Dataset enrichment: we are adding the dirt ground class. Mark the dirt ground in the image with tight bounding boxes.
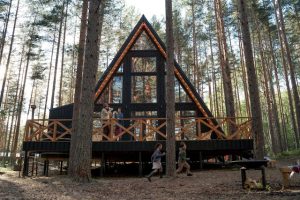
[0,158,300,200]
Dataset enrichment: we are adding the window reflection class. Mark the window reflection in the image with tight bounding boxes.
[112,76,122,103]
[97,76,123,104]
[131,32,156,50]
[132,57,156,72]
[132,76,157,103]
[174,78,192,103]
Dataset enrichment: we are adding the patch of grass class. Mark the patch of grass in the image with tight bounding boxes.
[274,149,300,159]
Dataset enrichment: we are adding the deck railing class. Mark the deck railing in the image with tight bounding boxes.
[24,117,252,142]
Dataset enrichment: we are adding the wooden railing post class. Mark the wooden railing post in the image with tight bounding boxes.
[109,119,113,141]
[53,121,57,142]
[139,120,143,141]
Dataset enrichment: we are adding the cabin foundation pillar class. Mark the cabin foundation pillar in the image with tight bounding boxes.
[199,151,203,170]
[139,152,143,177]
[22,151,29,177]
[100,152,105,177]
[60,161,63,175]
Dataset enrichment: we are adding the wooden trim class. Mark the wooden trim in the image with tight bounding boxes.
[24,117,252,142]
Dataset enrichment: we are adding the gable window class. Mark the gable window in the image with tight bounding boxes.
[131,76,157,103]
[132,57,156,73]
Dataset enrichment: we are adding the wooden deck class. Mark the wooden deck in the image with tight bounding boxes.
[23,117,252,142]
[21,117,254,176]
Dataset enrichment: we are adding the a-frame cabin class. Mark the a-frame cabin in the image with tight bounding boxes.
[50,15,219,138]
[22,16,253,177]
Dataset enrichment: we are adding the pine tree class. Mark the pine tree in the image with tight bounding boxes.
[237,0,265,159]
[165,0,176,177]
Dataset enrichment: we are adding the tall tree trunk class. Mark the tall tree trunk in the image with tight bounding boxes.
[4,44,23,165]
[43,31,56,123]
[50,0,65,109]
[273,0,300,148]
[191,0,199,90]
[255,20,281,154]
[0,0,20,108]
[1,81,10,165]
[214,0,236,134]
[266,23,286,150]
[227,27,242,117]
[0,0,12,66]
[69,0,102,182]
[237,26,251,117]
[165,0,176,177]
[69,20,77,103]
[237,0,264,159]
[209,32,220,117]
[59,0,69,106]
[10,37,33,163]
[68,0,88,177]
[2,107,11,166]
[205,44,213,111]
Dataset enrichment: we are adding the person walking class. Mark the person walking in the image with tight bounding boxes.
[176,142,193,176]
[146,143,165,182]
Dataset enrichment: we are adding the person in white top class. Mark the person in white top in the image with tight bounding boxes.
[101,103,112,140]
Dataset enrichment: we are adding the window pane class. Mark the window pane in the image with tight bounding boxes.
[132,57,156,72]
[132,76,157,103]
[117,63,123,73]
[131,111,157,117]
[96,76,123,104]
[174,78,192,103]
[131,32,157,50]
[112,76,122,103]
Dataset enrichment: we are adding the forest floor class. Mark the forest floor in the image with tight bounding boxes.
[0,158,300,200]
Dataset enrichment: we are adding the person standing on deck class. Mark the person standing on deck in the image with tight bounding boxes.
[101,103,112,140]
[113,107,124,140]
[176,142,193,176]
[146,143,165,182]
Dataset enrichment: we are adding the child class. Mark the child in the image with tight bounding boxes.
[146,143,165,182]
[176,142,193,176]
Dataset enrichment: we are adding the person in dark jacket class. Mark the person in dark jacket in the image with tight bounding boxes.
[176,142,192,176]
[146,143,165,182]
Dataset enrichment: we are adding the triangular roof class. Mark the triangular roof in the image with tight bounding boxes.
[94,15,214,119]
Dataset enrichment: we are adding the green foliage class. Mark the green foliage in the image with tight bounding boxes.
[275,149,300,159]
[0,0,9,21]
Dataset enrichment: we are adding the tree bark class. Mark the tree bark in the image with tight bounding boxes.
[237,0,264,159]
[68,0,88,178]
[69,0,102,182]
[267,27,286,150]
[254,17,281,154]
[273,0,300,148]
[214,0,236,134]
[165,0,176,177]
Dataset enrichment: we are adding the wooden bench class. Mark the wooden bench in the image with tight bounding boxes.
[230,160,268,189]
